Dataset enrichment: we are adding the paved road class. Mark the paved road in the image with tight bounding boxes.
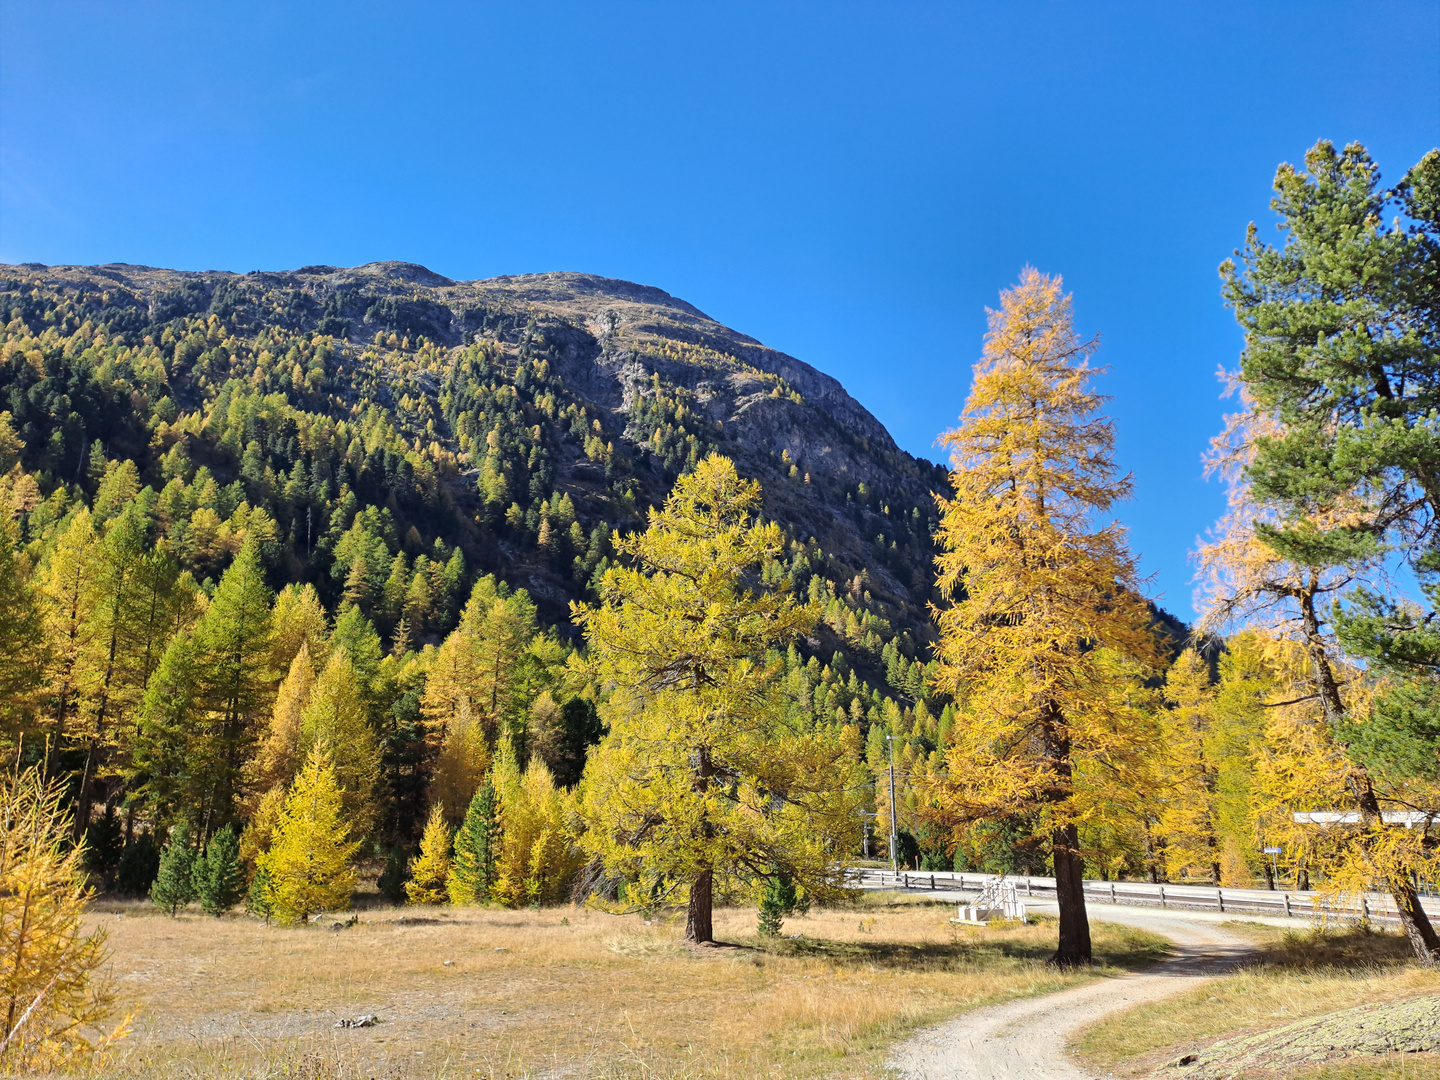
[887,903,1268,1080]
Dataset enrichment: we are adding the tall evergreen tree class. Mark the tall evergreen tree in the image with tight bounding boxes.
[1215,141,1440,962]
[447,778,496,905]
[194,824,244,915]
[135,543,275,835]
[150,823,196,916]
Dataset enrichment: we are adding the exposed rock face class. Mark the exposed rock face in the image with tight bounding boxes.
[24,262,935,492]
[2,259,950,649]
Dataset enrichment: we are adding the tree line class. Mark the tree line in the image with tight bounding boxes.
[2,142,1438,1063]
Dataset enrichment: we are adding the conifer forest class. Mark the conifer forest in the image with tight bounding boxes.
[3,138,1440,1076]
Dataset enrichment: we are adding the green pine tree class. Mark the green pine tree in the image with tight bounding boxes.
[195,824,245,915]
[757,870,803,938]
[447,779,496,904]
[246,865,275,922]
[377,841,408,903]
[150,823,196,915]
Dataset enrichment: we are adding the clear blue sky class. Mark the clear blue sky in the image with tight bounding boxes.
[2,2,1436,618]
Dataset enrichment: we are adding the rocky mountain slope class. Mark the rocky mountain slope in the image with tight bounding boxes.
[0,259,952,702]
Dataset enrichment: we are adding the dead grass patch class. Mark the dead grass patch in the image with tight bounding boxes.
[1074,923,1440,1077]
[46,896,1165,1079]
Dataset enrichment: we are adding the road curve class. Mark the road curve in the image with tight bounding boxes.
[887,905,1261,1080]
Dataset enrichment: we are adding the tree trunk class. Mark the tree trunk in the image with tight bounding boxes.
[1052,822,1091,967]
[1350,773,1439,965]
[685,868,714,944]
[1298,583,1439,965]
[1039,699,1091,967]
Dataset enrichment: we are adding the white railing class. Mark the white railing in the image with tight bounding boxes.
[850,868,1440,927]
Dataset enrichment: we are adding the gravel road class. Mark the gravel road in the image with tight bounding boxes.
[887,904,1268,1080]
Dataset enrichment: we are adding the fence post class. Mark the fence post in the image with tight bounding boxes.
[1284,893,1292,918]
[930,874,935,891]
[1026,878,1032,897]
[1217,888,1225,913]
[1159,885,1166,909]
[1110,882,1117,904]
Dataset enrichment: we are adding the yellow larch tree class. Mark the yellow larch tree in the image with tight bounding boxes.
[1156,648,1223,884]
[574,454,859,943]
[0,767,121,1069]
[427,698,491,827]
[269,583,329,675]
[297,647,381,837]
[405,805,452,905]
[248,643,314,803]
[256,746,358,924]
[488,739,581,908]
[923,269,1161,967]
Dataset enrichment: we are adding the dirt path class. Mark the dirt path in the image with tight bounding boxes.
[887,905,1265,1080]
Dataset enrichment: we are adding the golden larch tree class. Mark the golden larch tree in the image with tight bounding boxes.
[256,746,359,924]
[925,269,1160,967]
[405,805,452,905]
[574,454,858,943]
[0,767,121,1068]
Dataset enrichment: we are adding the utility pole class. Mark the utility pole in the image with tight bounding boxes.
[886,734,899,873]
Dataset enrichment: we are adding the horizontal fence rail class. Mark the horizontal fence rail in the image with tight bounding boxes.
[849,868,1440,928]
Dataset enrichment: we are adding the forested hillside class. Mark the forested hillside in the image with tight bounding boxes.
[0,259,960,884]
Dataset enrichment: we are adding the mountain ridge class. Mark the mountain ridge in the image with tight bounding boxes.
[0,259,952,707]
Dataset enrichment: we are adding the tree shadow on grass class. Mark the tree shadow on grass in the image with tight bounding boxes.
[749,917,1166,974]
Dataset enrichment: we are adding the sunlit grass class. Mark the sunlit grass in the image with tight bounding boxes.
[71,895,1165,1079]
[1073,922,1440,1077]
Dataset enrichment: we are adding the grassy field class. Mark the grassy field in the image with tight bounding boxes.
[1072,922,1440,1080]
[74,894,1165,1080]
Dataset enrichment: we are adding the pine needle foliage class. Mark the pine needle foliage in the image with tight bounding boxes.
[0,766,119,1069]
[448,778,496,905]
[257,747,359,924]
[925,270,1160,967]
[149,824,196,916]
[194,825,244,915]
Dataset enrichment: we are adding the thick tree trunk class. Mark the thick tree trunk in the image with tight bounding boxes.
[1298,584,1440,965]
[685,868,714,944]
[1051,822,1091,967]
[1039,698,1091,967]
[1390,876,1439,965]
[1351,773,1439,964]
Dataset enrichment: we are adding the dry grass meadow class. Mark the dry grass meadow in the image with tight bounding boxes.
[1072,922,1440,1080]
[65,893,1165,1080]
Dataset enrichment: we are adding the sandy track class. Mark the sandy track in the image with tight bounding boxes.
[887,905,1263,1080]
